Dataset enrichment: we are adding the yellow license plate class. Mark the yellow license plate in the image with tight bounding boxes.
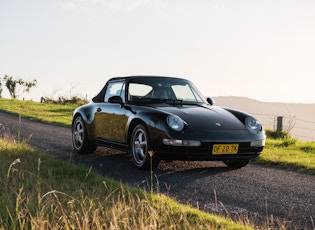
[212,144,239,155]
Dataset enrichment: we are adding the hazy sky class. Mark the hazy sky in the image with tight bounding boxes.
[1,0,315,103]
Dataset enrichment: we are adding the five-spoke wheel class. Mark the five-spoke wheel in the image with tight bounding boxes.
[130,124,159,169]
[72,116,96,154]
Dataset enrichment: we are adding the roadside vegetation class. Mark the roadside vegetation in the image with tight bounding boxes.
[0,98,77,126]
[256,130,315,174]
[0,137,251,229]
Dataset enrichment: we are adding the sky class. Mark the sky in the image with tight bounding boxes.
[1,0,315,103]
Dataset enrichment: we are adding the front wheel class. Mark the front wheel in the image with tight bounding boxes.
[223,160,249,168]
[72,116,97,154]
[130,124,160,170]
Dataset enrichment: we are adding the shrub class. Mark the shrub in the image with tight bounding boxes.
[265,129,290,139]
[40,96,87,105]
[281,138,297,147]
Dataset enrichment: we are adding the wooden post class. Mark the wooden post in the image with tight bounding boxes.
[277,116,283,132]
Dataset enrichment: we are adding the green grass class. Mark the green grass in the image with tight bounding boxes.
[0,138,251,229]
[0,98,77,126]
[255,139,315,174]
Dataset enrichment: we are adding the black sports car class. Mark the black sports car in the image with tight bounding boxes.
[72,76,265,169]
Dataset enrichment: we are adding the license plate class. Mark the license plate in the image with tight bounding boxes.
[212,144,239,154]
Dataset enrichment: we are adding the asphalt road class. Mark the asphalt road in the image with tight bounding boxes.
[1,111,314,229]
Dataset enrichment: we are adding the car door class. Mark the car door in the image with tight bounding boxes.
[93,80,127,143]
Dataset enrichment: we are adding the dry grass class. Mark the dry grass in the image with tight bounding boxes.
[0,137,251,229]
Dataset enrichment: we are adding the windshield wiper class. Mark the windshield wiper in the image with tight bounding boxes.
[164,99,204,106]
[138,98,183,105]
[131,98,200,106]
[164,99,183,105]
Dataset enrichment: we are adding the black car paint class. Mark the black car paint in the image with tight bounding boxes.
[72,76,265,168]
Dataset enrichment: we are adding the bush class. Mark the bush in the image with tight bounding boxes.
[40,96,87,105]
[265,129,290,139]
[265,129,297,147]
[281,138,298,147]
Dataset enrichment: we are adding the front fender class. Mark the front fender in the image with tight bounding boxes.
[223,107,253,124]
[131,108,171,132]
[73,104,95,125]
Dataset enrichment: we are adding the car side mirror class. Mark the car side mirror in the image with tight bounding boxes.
[206,97,215,105]
[108,96,124,104]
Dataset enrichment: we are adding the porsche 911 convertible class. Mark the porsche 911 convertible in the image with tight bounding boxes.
[72,76,265,169]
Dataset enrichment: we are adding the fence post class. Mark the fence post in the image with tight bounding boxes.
[277,116,283,132]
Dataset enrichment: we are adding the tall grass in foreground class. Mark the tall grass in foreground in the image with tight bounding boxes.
[0,138,251,230]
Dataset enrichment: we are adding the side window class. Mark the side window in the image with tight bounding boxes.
[104,81,125,102]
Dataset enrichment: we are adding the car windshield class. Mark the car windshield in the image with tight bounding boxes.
[127,77,206,104]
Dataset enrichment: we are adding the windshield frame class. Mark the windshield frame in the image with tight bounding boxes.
[126,76,207,105]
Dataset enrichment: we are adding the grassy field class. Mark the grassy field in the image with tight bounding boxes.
[1,98,314,174]
[0,138,252,229]
[0,98,76,126]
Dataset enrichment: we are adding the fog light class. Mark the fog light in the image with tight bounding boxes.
[182,140,201,146]
[163,139,182,146]
[250,139,265,147]
[163,139,201,147]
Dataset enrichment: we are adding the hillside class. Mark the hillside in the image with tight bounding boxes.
[213,96,315,141]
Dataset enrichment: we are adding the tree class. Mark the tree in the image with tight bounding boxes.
[0,78,2,98]
[3,75,37,99]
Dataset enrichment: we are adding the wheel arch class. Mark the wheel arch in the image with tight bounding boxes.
[127,118,147,150]
[72,110,95,141]
[72,112,82,125]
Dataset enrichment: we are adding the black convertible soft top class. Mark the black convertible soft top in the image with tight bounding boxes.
[92,84,106,102]
[92,76,127,102]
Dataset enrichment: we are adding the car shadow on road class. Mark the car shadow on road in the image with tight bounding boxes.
[64,147,239,193]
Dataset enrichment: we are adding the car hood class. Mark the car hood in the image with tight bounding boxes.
[154,104,246,130]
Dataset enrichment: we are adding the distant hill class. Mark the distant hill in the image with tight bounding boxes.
[213,96,315,141]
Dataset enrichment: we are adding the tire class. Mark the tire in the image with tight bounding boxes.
[223,160,249,168]
[72,116,97,154]
[130,124,160,170]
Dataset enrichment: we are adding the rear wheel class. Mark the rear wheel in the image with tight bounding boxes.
[72,116,96,154]
[130,124,160,170]
[223,160,249,168]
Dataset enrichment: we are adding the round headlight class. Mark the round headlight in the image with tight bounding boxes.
[245,116,262,131]
[167,115,184,131]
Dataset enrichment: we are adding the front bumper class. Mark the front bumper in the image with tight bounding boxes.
[147,125,265,161]
[154,141,263,161]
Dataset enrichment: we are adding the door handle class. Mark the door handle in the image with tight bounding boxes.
[97,108,102,112]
